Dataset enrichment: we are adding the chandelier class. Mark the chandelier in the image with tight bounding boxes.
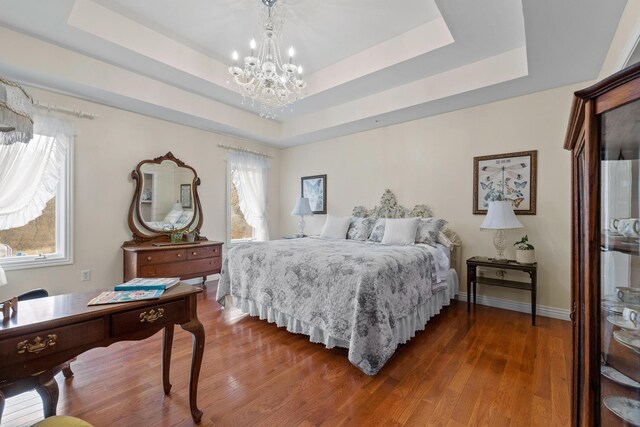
[228,0,306,119]
[0,76,33,145]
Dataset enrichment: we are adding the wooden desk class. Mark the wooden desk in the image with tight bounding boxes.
[0,284,205,424]
[466,256,538,325]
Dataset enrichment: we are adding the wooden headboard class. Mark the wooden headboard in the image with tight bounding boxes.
[352,189,462,277]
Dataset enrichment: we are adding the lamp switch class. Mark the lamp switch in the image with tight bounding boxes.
[81,270,91,281]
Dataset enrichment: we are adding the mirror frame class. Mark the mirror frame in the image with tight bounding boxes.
[127,152,203,242]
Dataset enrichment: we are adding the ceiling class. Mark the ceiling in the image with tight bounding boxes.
[0,0,629,148]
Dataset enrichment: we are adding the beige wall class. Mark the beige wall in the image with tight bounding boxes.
[279,83,583,311]
[0,87,280,300]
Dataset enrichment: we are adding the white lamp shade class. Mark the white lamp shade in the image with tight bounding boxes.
[480,201,524,230]
[291,197,313,216]
[0,265,7,286]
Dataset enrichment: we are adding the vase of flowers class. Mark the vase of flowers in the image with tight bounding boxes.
[514,235,535,264]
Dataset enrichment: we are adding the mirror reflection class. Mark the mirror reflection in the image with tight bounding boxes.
[139,160,196,232]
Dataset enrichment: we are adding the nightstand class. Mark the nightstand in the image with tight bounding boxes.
[466,256,538,325]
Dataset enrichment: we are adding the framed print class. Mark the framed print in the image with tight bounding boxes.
[301,174,327,214]
[180,184,192,209]
[473,150,537,215]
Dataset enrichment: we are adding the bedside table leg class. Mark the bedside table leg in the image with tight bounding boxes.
[531,271,537,326]
[466,265,475,312]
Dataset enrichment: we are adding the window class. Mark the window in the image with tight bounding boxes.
[0,127,73,270]
[228,177,255,243]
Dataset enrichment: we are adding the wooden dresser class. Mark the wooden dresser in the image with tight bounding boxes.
[122,241,223,283]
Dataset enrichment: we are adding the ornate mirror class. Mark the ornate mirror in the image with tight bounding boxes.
[127,152,203,241]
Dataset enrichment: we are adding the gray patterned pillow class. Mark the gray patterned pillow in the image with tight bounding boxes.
[347,217,375,241]
[415,218,448,245]
[368,218,386,242]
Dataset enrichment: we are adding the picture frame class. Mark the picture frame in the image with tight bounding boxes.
[473,150,537,215]
[180,184,192,209]
[301,174,327,214]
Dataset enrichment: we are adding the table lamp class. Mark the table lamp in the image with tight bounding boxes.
[291,197,313,237]
[480,200,523,260]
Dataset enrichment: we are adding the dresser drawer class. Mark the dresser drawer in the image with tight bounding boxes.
[187,245,221,260]
[139,249,188,266]
[0,318,105,362]
[111,300,186,336]
[140,257,221,277]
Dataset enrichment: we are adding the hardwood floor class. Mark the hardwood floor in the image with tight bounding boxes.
[2,283,572,427]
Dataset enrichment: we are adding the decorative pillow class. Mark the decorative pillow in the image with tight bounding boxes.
[382,218,419,245]
[163,208,183,225]
[347,217,375,240]
[415,218,448,246]
[320,215,352,239]
[368,218,386,242]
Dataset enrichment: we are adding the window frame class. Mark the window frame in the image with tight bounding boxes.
[0,136,74,271]
[226,164,256,247]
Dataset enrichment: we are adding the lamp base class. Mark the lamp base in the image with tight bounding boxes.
[298,216,306,238]
[493,229,508,260]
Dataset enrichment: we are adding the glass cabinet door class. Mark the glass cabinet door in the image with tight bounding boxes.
[600,97,640,426]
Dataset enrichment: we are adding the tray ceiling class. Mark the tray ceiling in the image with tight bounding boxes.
[0,0,628,147]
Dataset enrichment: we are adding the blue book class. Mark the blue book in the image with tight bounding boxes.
[114,277,180,291]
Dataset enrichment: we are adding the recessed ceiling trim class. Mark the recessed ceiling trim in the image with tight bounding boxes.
[282,46,529,141]
[305,16,455,96]
[68,0,229,88]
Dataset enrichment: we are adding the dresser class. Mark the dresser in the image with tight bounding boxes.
[122,241,223,284]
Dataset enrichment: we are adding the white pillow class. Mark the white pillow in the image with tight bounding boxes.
[163,208,183,225]
[320,215,352,239]
[381,218,419,245]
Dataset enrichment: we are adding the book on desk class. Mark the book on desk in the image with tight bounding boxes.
[87,277,180,306]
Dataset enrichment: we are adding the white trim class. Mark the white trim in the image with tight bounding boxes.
[455,292,570,321]
[0,136,74,271]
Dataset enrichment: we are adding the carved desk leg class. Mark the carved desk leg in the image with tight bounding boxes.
[35,376,59,417]
[180,317,205,423]
[162,325,174,395]
[466,264,476,312]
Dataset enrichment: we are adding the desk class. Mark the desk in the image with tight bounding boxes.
[0,284,205,424]
[466,256,538,325]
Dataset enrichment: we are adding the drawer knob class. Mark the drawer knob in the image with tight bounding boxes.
[177,253,182,258]
[147,256,152,261]
[140,308,164,323]
[17,334,57,354]
[192,251,197,256]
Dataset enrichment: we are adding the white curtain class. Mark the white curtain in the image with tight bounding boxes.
[228,150,270,241]
[0,114,71,230]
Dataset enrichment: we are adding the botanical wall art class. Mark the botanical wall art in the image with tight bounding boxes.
[301,174,327,214]
[473,150,537,215]
[180,184,192,209]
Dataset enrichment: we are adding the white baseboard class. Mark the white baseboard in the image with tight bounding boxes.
[455,292,570,321]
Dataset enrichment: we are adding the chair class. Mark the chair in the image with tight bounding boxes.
[0,289,74,424]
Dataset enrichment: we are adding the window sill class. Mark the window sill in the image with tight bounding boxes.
[0,254,73,271]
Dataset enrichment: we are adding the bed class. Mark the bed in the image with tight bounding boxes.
[217,190,462,375]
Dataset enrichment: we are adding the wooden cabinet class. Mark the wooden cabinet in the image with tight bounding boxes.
[565,62,640,426]
[122,241,223,284]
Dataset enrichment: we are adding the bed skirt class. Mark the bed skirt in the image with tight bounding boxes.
[227,269,459,358]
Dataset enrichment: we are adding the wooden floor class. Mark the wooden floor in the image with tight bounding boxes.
[2,283,572,427]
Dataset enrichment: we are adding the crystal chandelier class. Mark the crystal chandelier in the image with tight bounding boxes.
[0,76,33,145]
[228,0,307,119]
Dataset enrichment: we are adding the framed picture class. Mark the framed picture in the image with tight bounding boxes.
[473,150,537,215]
[301,174,327,214]
[180,184,192,209]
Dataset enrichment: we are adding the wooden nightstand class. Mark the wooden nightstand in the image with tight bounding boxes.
[466,256,538,325]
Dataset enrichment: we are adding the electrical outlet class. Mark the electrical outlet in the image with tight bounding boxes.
[80,270,91,281]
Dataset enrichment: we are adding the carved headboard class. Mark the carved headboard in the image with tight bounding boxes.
[352,189,462,276]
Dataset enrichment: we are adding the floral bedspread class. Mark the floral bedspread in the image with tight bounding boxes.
[217,237,437,375]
